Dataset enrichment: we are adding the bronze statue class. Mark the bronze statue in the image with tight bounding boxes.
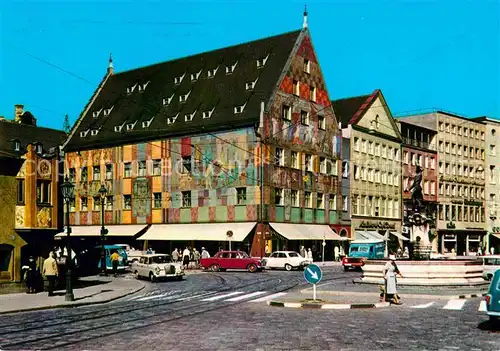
[408,165,423,213]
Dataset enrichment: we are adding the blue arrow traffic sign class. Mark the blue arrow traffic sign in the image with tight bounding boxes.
[304,264,322,284]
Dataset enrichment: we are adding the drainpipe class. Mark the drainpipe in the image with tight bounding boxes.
[255,101,265,258]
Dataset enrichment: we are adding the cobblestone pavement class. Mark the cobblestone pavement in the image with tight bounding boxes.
[0,267,358,350]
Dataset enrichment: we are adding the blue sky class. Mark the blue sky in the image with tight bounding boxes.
[1,0,498,130]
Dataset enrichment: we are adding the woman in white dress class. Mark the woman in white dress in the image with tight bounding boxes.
[384,254,403,304]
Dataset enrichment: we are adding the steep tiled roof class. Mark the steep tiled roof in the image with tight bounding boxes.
[331,94,371,128]
[65,30,303,151]
[0,115,66,156]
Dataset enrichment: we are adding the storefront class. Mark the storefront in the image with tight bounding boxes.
[438,230,486,256]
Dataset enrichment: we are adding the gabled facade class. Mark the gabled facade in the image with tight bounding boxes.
[63,23,341,259]
[0,105,66,281]
[333,90,403,240]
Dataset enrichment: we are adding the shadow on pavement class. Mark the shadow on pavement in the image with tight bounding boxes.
[477,320,500,333]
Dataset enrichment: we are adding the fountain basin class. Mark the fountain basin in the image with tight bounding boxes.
[361,259,488,286]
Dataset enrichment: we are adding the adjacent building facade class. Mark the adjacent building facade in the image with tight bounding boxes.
[399,111,487,255]
[333,90,403,241]
[62,22,342,259]
[0,105,65,281]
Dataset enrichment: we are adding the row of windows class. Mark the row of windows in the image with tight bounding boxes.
[438,162,485,179]
[12,141,43,154]
[438,141,485,159]
[16,179,51,205]
[403,152,436,169]
[351,196,400,218]
[438,204,485,223]
[438,122,486,139]
[353,166,400,186]
[274,149,336,174]
[353,137,400,160]
[439,182,485,200]
[280,105,325,129]
[403,178,436,196]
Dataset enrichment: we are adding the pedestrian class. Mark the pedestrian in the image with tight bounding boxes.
[334,246,339,262]
[182,247,190,269]
[42,252,58,297]
[201,247,210,259]
[177,249,182,262]
[265,244,270,256]
[193,248,201,268]
[172,248,179,262]
[25,256,37,294]
[110,250,121,277]
[307,248,313,262]
[300,246,306,258]
[384,254,403,305]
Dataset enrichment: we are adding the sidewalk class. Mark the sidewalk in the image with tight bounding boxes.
[301,280,489,300]
[0,275,145,315]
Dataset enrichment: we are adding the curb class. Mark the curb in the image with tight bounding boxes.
[299,289,488,300]
[267,300,390,309]
[0,283,145,315]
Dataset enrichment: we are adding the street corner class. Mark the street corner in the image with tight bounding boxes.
[266,297,390,310]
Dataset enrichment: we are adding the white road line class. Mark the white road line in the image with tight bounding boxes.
[478,301,487,312]
[250,292,287,302]
[443,299,466,310]
[411,302,435,309]
[225,291,267,302]
[201,292,244,302]
[137,293,171,301]
[128,294,147,301]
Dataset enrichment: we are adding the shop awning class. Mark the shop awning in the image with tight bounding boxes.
[55,225,148,238]
[389,231,410,241]
[137,222,257,242]
[269,223,347,241]
[355,231,386,241]
[491,234,500,240]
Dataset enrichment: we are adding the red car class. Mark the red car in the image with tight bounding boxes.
[200,250,263,273]
[342,257,365,271]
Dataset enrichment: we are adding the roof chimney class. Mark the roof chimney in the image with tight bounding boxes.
[15,104,24,122]
[107,53,114,75]
[303,5,308,29]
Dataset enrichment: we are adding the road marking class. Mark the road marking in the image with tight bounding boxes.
[128,294,146,301]
[225,291,267,302]
[250,292,287,302]
[201,292,244,301]
[478,301,487,312]
[443,299,466,310]
[137,293,170,301]
[411,302,435,309]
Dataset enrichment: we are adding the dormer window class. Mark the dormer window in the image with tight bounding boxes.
[179,91,191,103]
[114,124,124,132]
[13,140,20,151]
[190,70,201,81]
[142,117,154,128]
[246,78,258,91]
[163,94,174,106]
[36,144,43,154]
[226,62,238,74]
[185,110,197,122]
[256,55,269,68]
[234,103,247,114]
[174,73,185,85]
[92,108,103,118]
[126,121,137,131]
[207,66,219,78]
[303,59,311,74]
[90,129,99,136]
[126,83,138,94]
[167,114,179,125]
[203,108,214,119]
[103,106,114,116]
[80,130,90,138]
[137,81,150,92]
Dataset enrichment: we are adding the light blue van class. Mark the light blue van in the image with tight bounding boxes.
[485,269,500,324]
[348,240,385,259]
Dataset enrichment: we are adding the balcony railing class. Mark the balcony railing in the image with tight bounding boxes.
[402,137,436,151]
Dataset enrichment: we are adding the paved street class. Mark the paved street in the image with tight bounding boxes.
[0,267,498,350]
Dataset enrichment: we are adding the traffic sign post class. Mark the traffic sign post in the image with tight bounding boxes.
[226,230,233,251]
[303,263,322,301]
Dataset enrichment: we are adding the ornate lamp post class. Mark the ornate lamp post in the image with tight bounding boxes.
[61,176,75,302]
[98,184,108,276]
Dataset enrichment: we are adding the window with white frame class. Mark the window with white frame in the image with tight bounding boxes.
[291,151,298,168]
[318,115,325,130]
[226,61,237,74]
[282,105,291,121]
[342,161,348,178]
[124,163,132,177]
[368,141,374,155]
[309,86,316,102]
[234,103,246,114]
[342,196,348,211]
[93,196,101,211]
[174,73,185,85]
[352,195,358,215]
[375,143,380,156]
[138,161,146,177]
[246,78,258,90]
[354,137,360,152]
[152,193,162,208]
[317,193,324,209]
[300,110,309,125]
[185,111,196,122]
[256,55,269,68]
[293,80,299,96]
[291,190,299,207]
[105,164,112,180]
[304,154,312,172]
[430,181,436,195]
[354,165,360,180]
[203,109,214,119]
[105,196,113,211]
[181,191,191,207]
[153,160,161,176]
[123,195,132,210]
[275,148,284,166]
[304,191,312,208]
[182,156,192,173]
[163,95,174,106]
[424,180,429,195]
[93,166,100,181]
[81,197,88,211]
[236,187,246,204]
[319,157,327,173]
[274,188,284,205]
[167,114,179,125]
[190,70,201,81]
[81,167,88,182]
[361,140,367,153]
[179,91,191,103]
[303,59,310,73]
[207,67,219,78]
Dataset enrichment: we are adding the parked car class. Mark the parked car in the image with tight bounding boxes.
[261,251,311,271]
[200,250,263,273]
[131,254,184,282]
[484,269,500,324]
[342,256,365,271]
[481,255,500,281]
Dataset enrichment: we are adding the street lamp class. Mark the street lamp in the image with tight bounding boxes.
[98,184,108,276]
[61,176,75,302]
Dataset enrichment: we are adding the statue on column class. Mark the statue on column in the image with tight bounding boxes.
[408,165,423,214]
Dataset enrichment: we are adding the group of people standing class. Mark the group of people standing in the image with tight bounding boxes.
[171,247,210,269]
[22,251,60,297]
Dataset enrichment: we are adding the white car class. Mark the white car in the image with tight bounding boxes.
[131,254,184,282]
[262,251,311,271]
